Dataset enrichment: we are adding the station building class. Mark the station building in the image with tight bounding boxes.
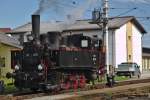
[0,33,21,77]
[142,48,150,72]
[8,16,146,72]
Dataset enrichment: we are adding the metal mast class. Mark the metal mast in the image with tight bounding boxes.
[102,0,109,74]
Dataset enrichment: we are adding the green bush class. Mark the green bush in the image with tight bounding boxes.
[0,78,17,94]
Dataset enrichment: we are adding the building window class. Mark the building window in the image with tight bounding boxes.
[148,58,150,70]
[128,36,131,40]
[129,55,131,60]
[19,34,24,45]
[0,57,5,67]
[93,35,98,38]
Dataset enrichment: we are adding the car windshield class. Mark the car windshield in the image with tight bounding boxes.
[118,63,135,67]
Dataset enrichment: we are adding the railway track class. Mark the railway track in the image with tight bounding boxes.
[1,78,150,100]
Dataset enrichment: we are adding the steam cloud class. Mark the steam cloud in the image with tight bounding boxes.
[34,0,99,20]
[65,0,98,22]
[34,0,99,31]
[34,0,64,14]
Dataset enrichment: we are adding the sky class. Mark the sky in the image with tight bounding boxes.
[0,0,150,47]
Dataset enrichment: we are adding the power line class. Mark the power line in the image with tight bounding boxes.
[115,7,137,17]
[52,1,100,13]
[140,0,150,6]
[110,7,136,10]
[136,17,150,19]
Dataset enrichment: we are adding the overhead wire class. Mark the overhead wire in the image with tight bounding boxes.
[110,0,150,20]
[108,0,139,17]
[110,7,136,10]
[140,0,150,6]
[115,7,137,17]
[51,0,97,13]
[49,0,150,22]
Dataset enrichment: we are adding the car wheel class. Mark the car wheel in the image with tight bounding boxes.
[129,73,132,78]
[137,73,141,79]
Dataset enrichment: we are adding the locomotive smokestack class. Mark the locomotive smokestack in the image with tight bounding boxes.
[32,15,40,40]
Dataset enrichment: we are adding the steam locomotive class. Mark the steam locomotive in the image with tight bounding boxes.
[6,15,103,91]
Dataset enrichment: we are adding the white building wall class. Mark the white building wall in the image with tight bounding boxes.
[108,31,115,66]
[132,24,142,72]
[115,24,127,68]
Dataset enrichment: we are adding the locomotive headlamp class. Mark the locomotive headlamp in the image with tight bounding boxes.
[15,65,20,70]
[38,64,43,71]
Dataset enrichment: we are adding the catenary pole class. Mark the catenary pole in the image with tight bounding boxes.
[102,0,109,74]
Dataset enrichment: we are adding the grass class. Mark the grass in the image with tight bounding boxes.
[4,84,17,94]
[98,75,129,82]
[115,76,129,81]
[87,75,130,85]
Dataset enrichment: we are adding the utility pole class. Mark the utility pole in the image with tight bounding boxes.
[92,0,113,85]
[92,0,109,74]
[102,0,109,74]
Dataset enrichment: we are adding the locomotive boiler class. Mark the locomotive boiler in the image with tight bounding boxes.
[6,15,102,91]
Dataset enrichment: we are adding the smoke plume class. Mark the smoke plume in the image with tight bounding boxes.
[65,0,98,23]
[35,0,98,18]
[34,0,62,14]
[34,0,99,31]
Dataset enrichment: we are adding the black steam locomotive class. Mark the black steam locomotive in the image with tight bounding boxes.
[6,15,103,91]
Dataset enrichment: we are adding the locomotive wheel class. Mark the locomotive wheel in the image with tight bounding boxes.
[18,87,23,91]
[30,88,38,92]
[64,82,71,90]
[79,75,86,88]
[129,72,133,78]
[73,79,78,90]
[86,80,90,84]
[14,80,23,91]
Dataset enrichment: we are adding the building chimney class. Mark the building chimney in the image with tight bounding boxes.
[32,15,40,40]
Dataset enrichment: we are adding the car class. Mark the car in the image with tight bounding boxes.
[116,62,141,78]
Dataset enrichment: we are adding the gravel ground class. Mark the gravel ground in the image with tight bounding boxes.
[26,82,150,100]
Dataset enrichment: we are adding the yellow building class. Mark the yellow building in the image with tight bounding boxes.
[142,48,150,72]
[0,33,21,77]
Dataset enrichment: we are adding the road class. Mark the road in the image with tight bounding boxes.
[141,71,150,78]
